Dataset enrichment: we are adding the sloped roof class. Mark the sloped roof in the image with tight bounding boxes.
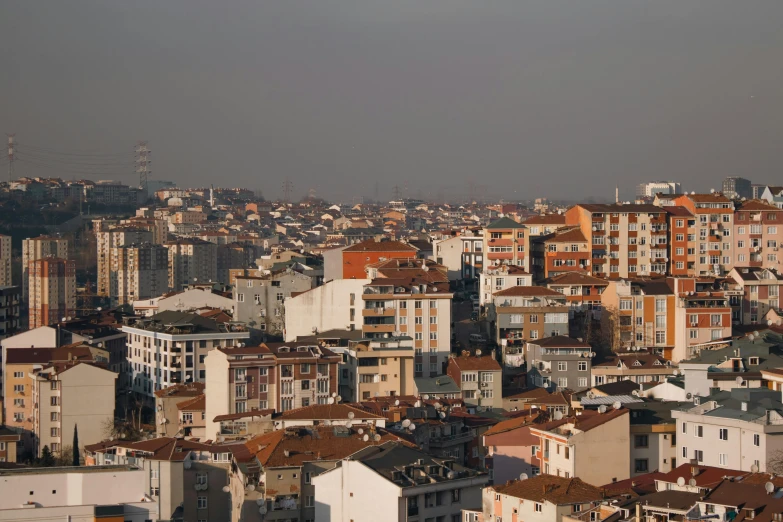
[449,355,502,372]
[494,286,563,297]
[343,240,417,253]
[493,474,605,504]
[486,217,523,229]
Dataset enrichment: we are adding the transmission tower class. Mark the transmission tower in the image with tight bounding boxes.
[392,184,402,201]
[282,178,293,203]
[7,134,15,182]
[135,141,150,195]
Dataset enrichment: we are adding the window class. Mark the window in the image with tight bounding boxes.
[305,472,311,484]
[619,299,632,311]
[535,503,543,513]
[719,429,728,441]
[197,496,207,509]
[12,372,23,378]
[695,425,703,438]
[558,362,567,372]
[237,293,245,302]
[682,446,688,459]
[50,427,59,437]
[452,489,461,503]
[578,361,587,371]
[635,459,649,473]
[719,453,728,466]
[305,496,314,508]
[694,450,703,463]
[509,314,523,324]
[634,435,649,448]
[578,377,588,388]
[196,472,208,485]
[13,385,23,393]
[754,434,760,446]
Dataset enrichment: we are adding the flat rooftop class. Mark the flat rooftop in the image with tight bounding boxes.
[0,464,138,477]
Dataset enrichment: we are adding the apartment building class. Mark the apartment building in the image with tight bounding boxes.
[96,225,154,297]
[479,264,532,306]
[353,336,416,400]
[0,285,20,342]
[314,442,487,522]
[121,311,250,400]
[761,185,783,208]
[164,238,218,290]
[531,407,630,485]
[667,206,694,276]
[484,475,606,522]
[732,200,783,269]
[433,232,484,281]
[234,270,313,336]
[601,278,676,358]
[284,279,370,340]
[340,239,418,279]
[728,266,783,324]
[154,382,205,437]
[362,277,452,378]
[482,410,545,483]
[531,226,590,280]
[21,235,68,301]
[523,213,569,237]
[526,336,593,391]
[672,388,783,472]
[29,257,76,329]
[446,355,502,411]
[109,242,169,305]
[132,284,234,317]
[119,215,168,244]
[626,401,679,476]
[670,277,733,362]
[545,272,608,314]
[491,286,569,344]
[671,193,735,276]
[0,234,11,288]
[32,361,117,458]
[637,181,681,198]
[483,217,528,270]
[565,203,669,279]
[203,342,339,438]
[0,465,158,520]
[723,176,752,199]
[591,352,674,386]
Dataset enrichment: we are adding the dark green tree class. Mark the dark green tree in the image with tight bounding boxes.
[39,445,55,467]
[72,425,80,466]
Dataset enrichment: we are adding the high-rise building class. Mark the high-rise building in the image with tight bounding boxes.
[164,238,218,290]
[22,236,68,301]
[96,226,154,297]
[723,177,753,200]
[0,234,11,287]
[28,258,76,329]
[636,181,681,199]
[109,243,169,305]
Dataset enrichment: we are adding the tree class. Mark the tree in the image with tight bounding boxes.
[768,451,783,475]
[72,425,80,466]
[39,445,55,467]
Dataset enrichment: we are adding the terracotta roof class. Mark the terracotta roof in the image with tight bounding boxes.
[494,286,563,297]
[601,471,666,495]
[493,474,605,504]
[177,394,205,411]
[484,410,548,436]
[449,355,502,372]
[656,463,746,488]
[154,382,205,398]
[343,240,417,253]
[533,408,628,433]
[213,410,274,422]
[684,193,732,203]
[277,404,385,421]
[577,203,665,213]
[664,206,694,217]
[503,387,553,401]
[523,214,567,226]
[546,272,609,287]
[545,228,587,243]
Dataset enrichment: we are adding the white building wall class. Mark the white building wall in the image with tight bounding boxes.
[204,350,230,440]
[314,461,402,522]
[284,279,369,341]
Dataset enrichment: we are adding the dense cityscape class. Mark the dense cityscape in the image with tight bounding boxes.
[0,171,781,521]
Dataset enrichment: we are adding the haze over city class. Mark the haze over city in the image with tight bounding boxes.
[3,0,783,201]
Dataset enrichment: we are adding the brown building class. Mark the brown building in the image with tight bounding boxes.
[29,257,76,329]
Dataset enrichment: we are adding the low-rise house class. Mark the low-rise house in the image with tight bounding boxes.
[531,407,631,486]
[482,410,547,483]
[446,355,503,411]
[545,272,608,317]
[479,264,532,306]
[0,426,21,463]
[314,442,488,522]
[626,401,681,476]
[154,382,206,438]
[591,351,675,387]
[234,269,314,337]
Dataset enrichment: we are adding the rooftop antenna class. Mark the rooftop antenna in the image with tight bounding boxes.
[7,134,15,182]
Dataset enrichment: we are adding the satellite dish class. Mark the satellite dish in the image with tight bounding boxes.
[553,411,563,421]
[423,394,430,400]
[414,401,421,408]
[748,334,755,341]
[409,423,417,431]
[395,400,400,406]
[736,376,744,386]
[358,428,364,435]
[768,320,774,326]
[752,464,760,473]
[754,331,760,337]
[686,393,693,400]
[328,397,335,404]
[613,401,622,410]
[323,420,331,426]
[447,471,457,479]
[332,392,337,398]
[336,395,342,403]
[157,406,162,411]
[598,405,607,414]
[766,482,776,493]
[373,434,381,442]
[677,477,686,487]
[439,411,446,419]
[363,434,369,442]
[402,419,411,428]
[632,390,640,397]
[587,392,596,399]
[689,478,697,487]
[246,484,256,493]
[348,412,355,419]
[520,473,529,480]
[673,369,680,376]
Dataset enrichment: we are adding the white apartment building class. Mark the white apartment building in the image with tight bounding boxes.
[433,233,484,281]
[284,278,370,341]
[121,311,249,399]
[314,443,488,522]
[672,387,783,472]
[479,264,532,306]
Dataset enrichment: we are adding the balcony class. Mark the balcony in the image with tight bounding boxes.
[363,324,396,334]
[362,308,396,317]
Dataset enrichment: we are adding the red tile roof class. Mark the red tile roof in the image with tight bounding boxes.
[493,474,606,504]
[343,240,417,253]
[494,286,563,297]
[449,355,502,372]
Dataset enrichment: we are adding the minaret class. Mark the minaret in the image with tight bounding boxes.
[615,185,619,204]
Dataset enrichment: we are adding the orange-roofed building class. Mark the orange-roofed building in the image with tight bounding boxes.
[341,239,417,279]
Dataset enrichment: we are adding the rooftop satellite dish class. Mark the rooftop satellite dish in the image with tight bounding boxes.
[358,428,364,435]
[520,473,529,480]
[374,434,381,442]
[632,390,640,397]
[439,411,446,419]
[476,349,482,356]
[363,434,369,442]
[598,405,607,414]
[395,399,400,406]
[332,392,338,398]
[414,401,421,408]
[553,411,564,420]
[447,471,457,479]
[336,395,342,403]
[613,401,622,410]
[766,482,776,493]
[769,320,774,326]
[328,397,335,405]
[752,464,760,473]
[409,423,417,431]
[736,376,744,386]
[686,393,693,400]
[402,419,411,428]
[587,391,596,399]
[323,420,331,426]
[348,412,355,419]
[748,334,755,341]
[345,420,354,428]
[754,331,760,337]
[423,394,430,400]
[677,476,686,487]
[673,369,680,376]
[246,484,256,493]
[689,478,697,487]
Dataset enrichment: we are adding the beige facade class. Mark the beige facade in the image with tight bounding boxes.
[33,362,117,458]
[110,243,169,305]
[355,338,416,400]
[29,258,75,329]
[21,236,68,301]
[165,239,218,290]
[97,226,154,297]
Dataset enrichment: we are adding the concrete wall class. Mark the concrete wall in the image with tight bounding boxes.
[284,279,369,341]
[573,413,631,485]
[204,350,230,440]
[59,364,117,457]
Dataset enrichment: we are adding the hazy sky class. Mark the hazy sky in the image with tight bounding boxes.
[2,0,782,202]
